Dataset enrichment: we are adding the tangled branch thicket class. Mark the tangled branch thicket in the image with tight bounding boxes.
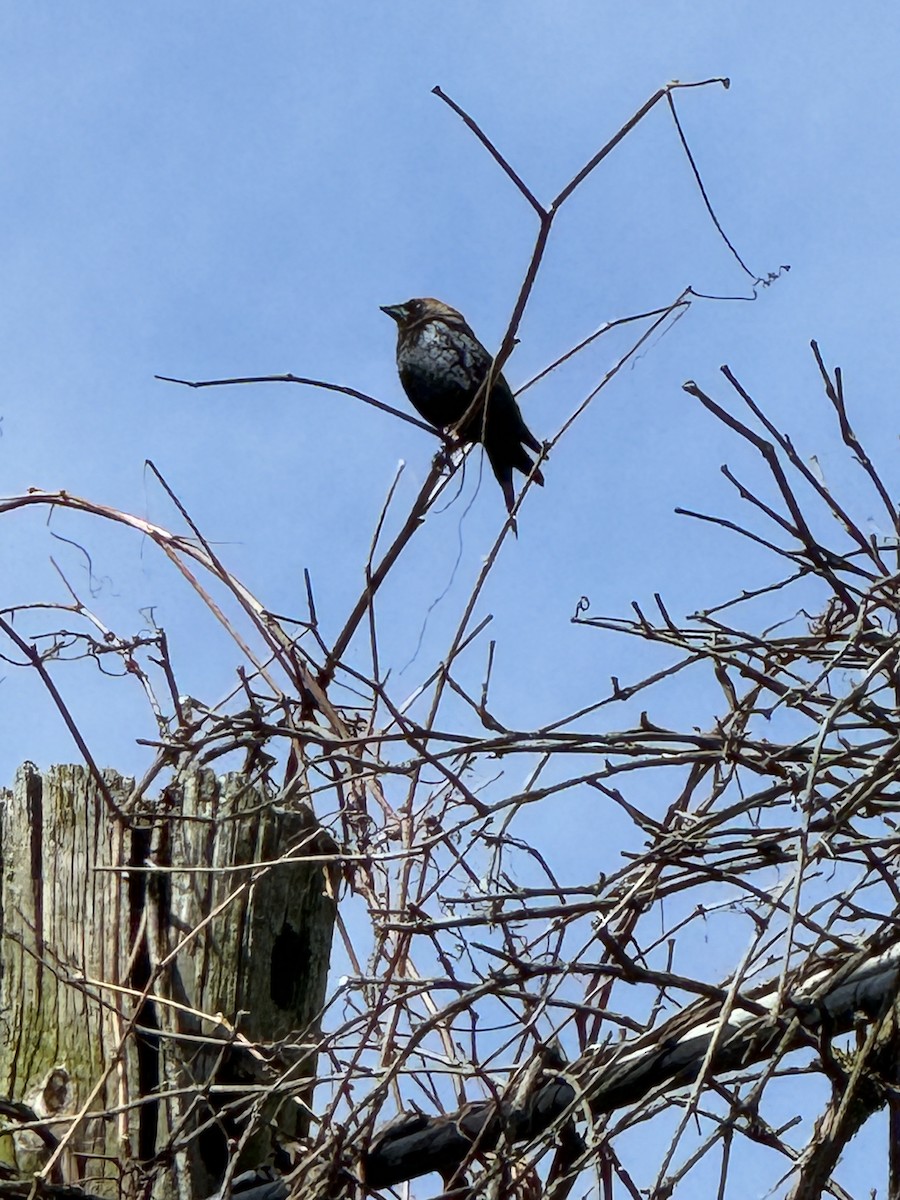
[2,82,893,1200]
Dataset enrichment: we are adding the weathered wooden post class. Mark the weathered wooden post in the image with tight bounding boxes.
[0,763,336,1200]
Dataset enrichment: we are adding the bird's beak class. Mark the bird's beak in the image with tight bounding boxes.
[380,303,407,324]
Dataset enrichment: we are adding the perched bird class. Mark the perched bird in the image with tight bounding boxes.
[381,298,544,513]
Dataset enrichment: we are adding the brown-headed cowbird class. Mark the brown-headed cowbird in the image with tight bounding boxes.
[381,298,544,513]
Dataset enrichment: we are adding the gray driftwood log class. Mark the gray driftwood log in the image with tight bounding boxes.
[0,763,336,1200]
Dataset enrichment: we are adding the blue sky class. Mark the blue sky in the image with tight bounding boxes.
[0,3,897,1189]
[3,3,898,776]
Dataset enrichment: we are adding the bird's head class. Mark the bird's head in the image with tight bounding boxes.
[380,298,465,332]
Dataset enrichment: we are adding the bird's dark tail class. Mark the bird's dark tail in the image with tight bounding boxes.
[521,426,542,456]
[491,450,544,513]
